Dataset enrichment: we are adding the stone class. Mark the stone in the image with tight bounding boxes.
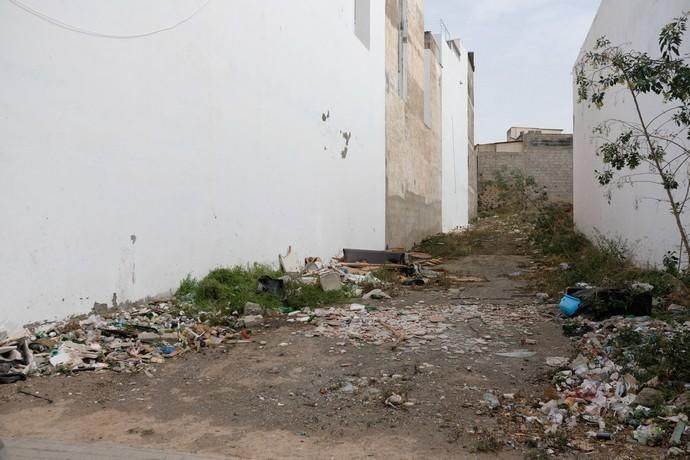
[559,262,571,271]
[673,391,690,411]
[243,301,264,316]
[535,293,550,302]
[239,315,263,328]
[634,387,664,407]
[385,393,403,405]
[669,304,687,313]
[364,387,382,400]
[362,289,391,300]
[545,356,569,368]
[319,271,342,292]
[339,382,355,394]
[667,447,685,457]
[349,303,366,312]
[495,350,536,359]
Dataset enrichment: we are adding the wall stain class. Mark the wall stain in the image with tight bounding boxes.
[130,234,137,244]
[340,131,352,159]
[321,110,330,122]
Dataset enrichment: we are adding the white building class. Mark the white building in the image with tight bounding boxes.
[573,0,690,266]
[0,0,473,330]
[437,35,475,231]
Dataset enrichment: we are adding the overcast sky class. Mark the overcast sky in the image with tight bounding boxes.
[425,0,601,144]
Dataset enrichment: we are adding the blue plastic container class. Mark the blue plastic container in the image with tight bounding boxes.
[559,294,581,317]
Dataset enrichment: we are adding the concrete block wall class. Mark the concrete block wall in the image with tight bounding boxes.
[477,133,573,203]
[385,0,443,248]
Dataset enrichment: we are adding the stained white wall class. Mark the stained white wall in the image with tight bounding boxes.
[574,0,690,266]
[438,37,470,231]
[0,0,386,330]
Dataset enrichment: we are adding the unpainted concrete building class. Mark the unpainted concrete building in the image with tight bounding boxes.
[385,0,475,248]
[385,0,442,248]
[477,129,573,203]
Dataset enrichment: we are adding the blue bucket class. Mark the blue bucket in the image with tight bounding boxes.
[559,294,581,317]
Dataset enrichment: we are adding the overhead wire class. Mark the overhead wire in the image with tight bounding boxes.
[6,0,210,39]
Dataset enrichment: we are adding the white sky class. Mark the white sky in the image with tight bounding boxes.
[425,0,601,143]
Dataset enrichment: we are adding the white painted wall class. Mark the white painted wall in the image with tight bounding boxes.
[574,0,690,266]
[438,37,470,231]
[0,0,386,330]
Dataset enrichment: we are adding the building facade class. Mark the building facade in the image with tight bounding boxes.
[0,0,473,329]
[478,129,573,203]
[384,0,476,246]
[574,0,690,265]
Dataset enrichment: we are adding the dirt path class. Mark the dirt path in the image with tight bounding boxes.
[1,229,576,459]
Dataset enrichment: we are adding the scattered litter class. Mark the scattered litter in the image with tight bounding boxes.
[0,300,248,382]
[563,286,652,319]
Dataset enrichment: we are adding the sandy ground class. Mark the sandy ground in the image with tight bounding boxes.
[0,250,664,459]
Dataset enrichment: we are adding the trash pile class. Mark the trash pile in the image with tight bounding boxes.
[559,282,653,319]
[0,300,250,384]
[280,246,448,291]
[524,314,690,452]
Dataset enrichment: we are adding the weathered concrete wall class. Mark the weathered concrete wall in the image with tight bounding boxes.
[574,0,690,266]
[0,0,386,330]
[478,133,573,203]
[385,0,442,248]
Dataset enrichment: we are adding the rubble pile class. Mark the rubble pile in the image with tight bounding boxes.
[524,315,690,450]
[291,301,546,355]
[0,301,246,383]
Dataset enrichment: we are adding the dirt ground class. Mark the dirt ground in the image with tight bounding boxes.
[0,220,667,459]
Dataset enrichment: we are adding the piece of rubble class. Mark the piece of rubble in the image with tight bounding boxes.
[670,420,686,445]
[495,350,536,359]
[363,289,391,300]
[239,315,263,328]
[482,392,500,409]
[385,393,403,407]
[667,447,685,457]
[545,356,569,368]
[349,304,366,312]
[673,391,690,411]
[243,302,264,316]
[635,388,664,407]
[319,271,342,292]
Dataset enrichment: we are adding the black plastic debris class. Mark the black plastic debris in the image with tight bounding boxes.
[256,275,286,298]
[0,373,26,384]
[342,248,405,264]
[565,287,652,320]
